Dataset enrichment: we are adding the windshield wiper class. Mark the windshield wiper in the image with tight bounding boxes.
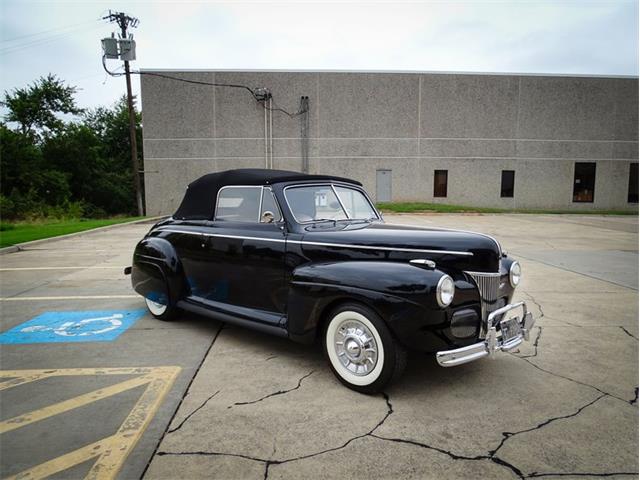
[309,218,338,227]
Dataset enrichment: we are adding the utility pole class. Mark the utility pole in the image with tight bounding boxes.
[103,11,144,216]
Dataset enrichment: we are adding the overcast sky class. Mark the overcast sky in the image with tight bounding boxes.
[0,0,638,112]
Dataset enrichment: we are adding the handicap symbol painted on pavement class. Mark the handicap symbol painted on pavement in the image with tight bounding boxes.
[0,309,145,344]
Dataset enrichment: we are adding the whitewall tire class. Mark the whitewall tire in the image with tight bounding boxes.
[144,296,179,321]
[323,303,407,394]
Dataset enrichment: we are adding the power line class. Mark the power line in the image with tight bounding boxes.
[1,18,100,44]
[0,23,103,55]
[101,63,308,117]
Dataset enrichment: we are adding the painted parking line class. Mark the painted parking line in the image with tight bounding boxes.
[0,266,126,271]
[0,295,139,301]
[0,310,146,344]
[0,366,180,480]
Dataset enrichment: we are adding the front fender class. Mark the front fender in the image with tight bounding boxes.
[131,237,185,305]
[287,261,456,350]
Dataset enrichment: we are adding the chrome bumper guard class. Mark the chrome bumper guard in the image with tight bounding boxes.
[436,302,535,367]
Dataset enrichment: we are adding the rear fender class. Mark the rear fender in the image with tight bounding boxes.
[131,237,184,305]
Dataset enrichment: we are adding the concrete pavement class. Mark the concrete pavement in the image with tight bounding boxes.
[0,214,637,479]
[146,214,639,480]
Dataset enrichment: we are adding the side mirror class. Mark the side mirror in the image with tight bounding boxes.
[261,211,275,223]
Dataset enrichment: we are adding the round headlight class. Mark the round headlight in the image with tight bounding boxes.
[509,261,522,287]
[436,275,455,308]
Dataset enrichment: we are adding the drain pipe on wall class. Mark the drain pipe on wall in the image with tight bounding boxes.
[269,97,274,169]
[264,98,269,169]
[300,96,310,173]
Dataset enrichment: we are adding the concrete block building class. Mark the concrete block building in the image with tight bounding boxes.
[140,70,639,215]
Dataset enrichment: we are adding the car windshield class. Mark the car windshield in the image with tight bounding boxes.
[284,184,377,223]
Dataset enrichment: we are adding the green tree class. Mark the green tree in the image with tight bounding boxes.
[1,74,82,139]
[41,96,143,216]
[0,123,72,218]
[1,76,142,219]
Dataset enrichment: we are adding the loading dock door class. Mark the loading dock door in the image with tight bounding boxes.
[376,169,392,202]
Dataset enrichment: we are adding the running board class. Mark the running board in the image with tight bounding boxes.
[177,299,288,338]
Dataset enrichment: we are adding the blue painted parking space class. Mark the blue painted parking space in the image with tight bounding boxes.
[0,309,145,344]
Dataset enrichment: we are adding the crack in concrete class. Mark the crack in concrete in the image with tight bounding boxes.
[515,355,632,406]
[158,390,394,479]
[488,394,607,458]
[140,323,225,478]
[522,291,545,320]
[511,292,637,408]
[264,355,278,361]
[515,327,543,359]
[521,290,581,328]
[167,390,221,434]
[527,472,638,478]
[374,394,611,479]
[154,335,636,480]
[156,388,632,480]
[620,327,638,341]
[228,371,314,409]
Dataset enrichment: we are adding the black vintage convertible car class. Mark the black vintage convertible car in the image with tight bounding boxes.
[128,169,535,393]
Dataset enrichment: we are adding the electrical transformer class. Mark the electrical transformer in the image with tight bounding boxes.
[101,37,119,59]
[119,39,136,61]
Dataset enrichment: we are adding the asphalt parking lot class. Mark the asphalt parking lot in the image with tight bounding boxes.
[0,214,638,479]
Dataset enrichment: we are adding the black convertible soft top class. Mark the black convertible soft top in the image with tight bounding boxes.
[173,168,361,220]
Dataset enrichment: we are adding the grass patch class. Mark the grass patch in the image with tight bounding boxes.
[0,217,143,248]
[376,202,638,215]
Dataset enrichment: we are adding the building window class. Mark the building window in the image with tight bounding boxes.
[501,170,515,198]
[572,162,596,203]
[434,170,448,198]
[628,163,638,204]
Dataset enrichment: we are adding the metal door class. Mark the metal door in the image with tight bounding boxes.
[376,169,392,202]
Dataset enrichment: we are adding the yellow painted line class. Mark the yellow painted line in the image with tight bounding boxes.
[0,367,159,380]
[87,373,180,479]
[0,375,154,434]
[6,437,110,480]
[0,295,139,301]
[0,266,126,271]
[1,366,181,480]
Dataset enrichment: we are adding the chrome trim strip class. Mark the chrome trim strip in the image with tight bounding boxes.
[156,228,474,255]
[330,184,350,218]
[257,186,264,222]
[287,239,473,256]
[158,229,287,243]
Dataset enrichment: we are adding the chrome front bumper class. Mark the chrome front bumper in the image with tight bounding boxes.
[436,302,536,367]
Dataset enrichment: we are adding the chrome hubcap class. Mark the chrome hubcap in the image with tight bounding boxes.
[334,319,378,376]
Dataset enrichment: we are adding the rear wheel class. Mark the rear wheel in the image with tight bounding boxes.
[323,303,407,394]
[144,297,179,321]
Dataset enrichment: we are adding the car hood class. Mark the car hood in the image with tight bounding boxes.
[299,222,502,273]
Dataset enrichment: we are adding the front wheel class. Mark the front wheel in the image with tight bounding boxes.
[144,297,179,321]
[323,303,407,394]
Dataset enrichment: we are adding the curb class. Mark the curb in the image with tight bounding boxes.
[0,216,167,255]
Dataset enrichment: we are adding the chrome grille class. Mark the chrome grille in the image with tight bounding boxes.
[465,271,501,337]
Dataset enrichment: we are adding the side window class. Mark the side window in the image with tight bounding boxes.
[215,187,262,222]
[260,188,282,222]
